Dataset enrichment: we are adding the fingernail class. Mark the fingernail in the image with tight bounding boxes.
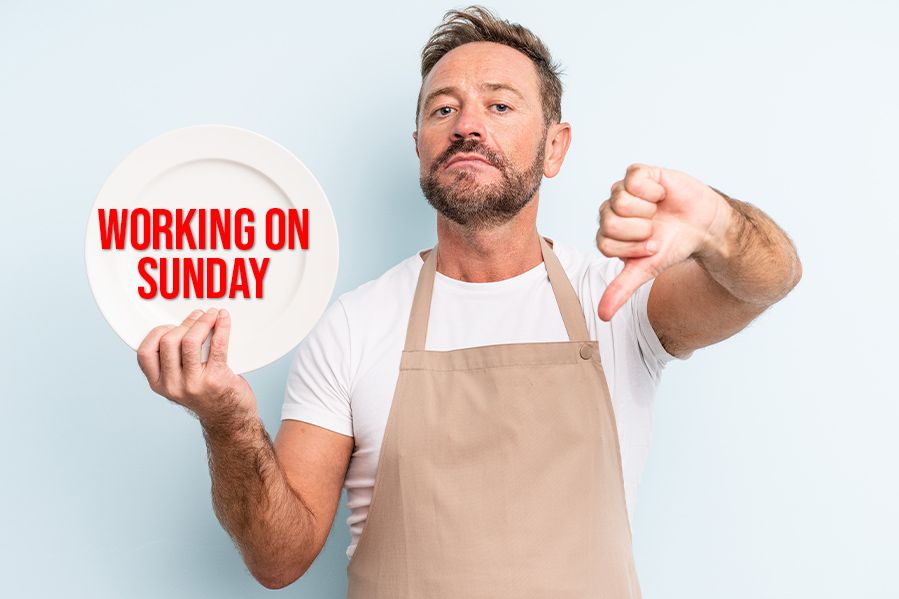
[219,309,229,319]
[189,309,202,318]
[646,240,658,253]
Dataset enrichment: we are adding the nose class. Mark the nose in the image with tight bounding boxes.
[451,104,485,140]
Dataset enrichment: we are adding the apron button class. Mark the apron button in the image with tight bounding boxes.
[579,345,593,360]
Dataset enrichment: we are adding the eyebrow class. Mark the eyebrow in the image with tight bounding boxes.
[422,82,527,110]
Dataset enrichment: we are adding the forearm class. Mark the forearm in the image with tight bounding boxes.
[201,402,316,589]
[693,187,802,305]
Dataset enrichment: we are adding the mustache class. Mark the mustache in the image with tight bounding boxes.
[436,139,505,169]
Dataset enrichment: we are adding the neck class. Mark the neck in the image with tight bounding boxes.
[426,194,545,282]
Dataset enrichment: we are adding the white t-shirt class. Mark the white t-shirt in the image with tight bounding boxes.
[281,238,686,559]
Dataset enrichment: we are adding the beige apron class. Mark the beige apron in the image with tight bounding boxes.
[347,234,642,598]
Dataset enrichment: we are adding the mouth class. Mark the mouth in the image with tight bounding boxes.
[444,154,495,170]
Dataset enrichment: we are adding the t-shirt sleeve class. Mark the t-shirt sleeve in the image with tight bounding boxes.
[281,298,354,438]
[630,275,691,382]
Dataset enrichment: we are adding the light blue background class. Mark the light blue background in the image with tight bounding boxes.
[2,1,897,597]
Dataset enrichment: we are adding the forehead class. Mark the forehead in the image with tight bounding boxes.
[422,41,540,99]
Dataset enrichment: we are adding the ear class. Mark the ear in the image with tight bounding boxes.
[413,130,419,159]
[543,122,572,178]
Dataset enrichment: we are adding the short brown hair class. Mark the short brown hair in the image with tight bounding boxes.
[416,5,564,129]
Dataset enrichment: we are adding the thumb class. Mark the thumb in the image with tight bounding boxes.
[598,258,655,321]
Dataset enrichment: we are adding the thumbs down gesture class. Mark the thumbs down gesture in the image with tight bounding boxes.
[595,163,733,321]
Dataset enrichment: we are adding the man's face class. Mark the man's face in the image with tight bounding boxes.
[414,41,549,230]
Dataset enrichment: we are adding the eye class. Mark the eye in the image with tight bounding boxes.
[493,103,510,113]
[433,106,454,117]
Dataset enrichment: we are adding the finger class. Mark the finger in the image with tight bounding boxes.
[181,308,219,373]
[136,324,177,386]
[596,235,658,258]
[597,198,610,225]
[597,259,656,321]
[610,190,658,219]
[624,163,666,203]
[159,309,204,380]
[600,213,653,242]
[208,309,232,368]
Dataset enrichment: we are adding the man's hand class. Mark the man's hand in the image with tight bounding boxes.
[136,308,255,427]
[595,163,733,321]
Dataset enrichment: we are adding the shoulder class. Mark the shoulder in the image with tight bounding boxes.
[334,250,426,351]
[338,250,422,314]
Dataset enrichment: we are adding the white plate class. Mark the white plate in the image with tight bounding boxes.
[85,124,339,374]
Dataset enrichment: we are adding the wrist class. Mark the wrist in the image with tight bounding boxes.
[198,389,259,441]
[693,186,737,264]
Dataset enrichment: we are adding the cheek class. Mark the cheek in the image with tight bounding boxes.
[502,147,528,171]
[424,154,443,177]
[495,135,530,166]
[416,151,435,176]
[418,141,442,172]
[514,139,544,168]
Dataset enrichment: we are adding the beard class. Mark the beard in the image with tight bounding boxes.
[419,135,546,230]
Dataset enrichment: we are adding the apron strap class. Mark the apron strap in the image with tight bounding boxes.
[404,232,591,351]
[404,240,439,352]
[538,235,591,343]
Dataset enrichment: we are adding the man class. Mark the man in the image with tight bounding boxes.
[137,5,802,596]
